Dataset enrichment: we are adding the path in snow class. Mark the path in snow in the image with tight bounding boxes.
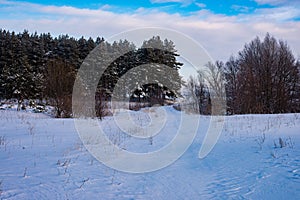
[0,108,299,199]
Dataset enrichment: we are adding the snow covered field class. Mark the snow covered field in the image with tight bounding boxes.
[0,107,299,199]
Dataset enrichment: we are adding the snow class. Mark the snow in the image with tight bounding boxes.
[0,107,300,199]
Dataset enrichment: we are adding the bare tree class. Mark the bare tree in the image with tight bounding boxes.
[234,33,299,114]
[202,61,226,115]
[224,56,240,114]
[44,58,76,118]
[185,74,211,114]
[221,33,300,114]
[95,87,110,120]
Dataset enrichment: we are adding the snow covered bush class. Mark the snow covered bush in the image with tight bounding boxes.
[0,135,5,146]
[274,137,294,149]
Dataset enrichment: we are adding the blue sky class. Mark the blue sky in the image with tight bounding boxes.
[0,0,300,78]
[9,0,261,15]
[5,0,299,18]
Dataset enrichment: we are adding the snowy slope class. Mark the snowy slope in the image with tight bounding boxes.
[0,108,299,199]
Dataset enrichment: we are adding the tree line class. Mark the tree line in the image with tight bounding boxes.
[0,29,102,116]
[0,29,183,117]
[186,33,300,114]
[1,30,299,117]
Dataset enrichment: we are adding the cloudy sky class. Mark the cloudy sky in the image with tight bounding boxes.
[1,0,300,65]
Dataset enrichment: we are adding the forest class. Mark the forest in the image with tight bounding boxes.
[0,29,299,117]
[179,33,300,115]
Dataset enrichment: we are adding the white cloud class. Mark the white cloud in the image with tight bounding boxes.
[257,6,300,21]
[0,0,13,4]
[0,0,299,63]
[254,0,286,5]
[255,0,300,7]
[150,0,186,3]
[150,0,194,7]
[231,5,251,13]
[237,6,300,22]
[195,3,206,8]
